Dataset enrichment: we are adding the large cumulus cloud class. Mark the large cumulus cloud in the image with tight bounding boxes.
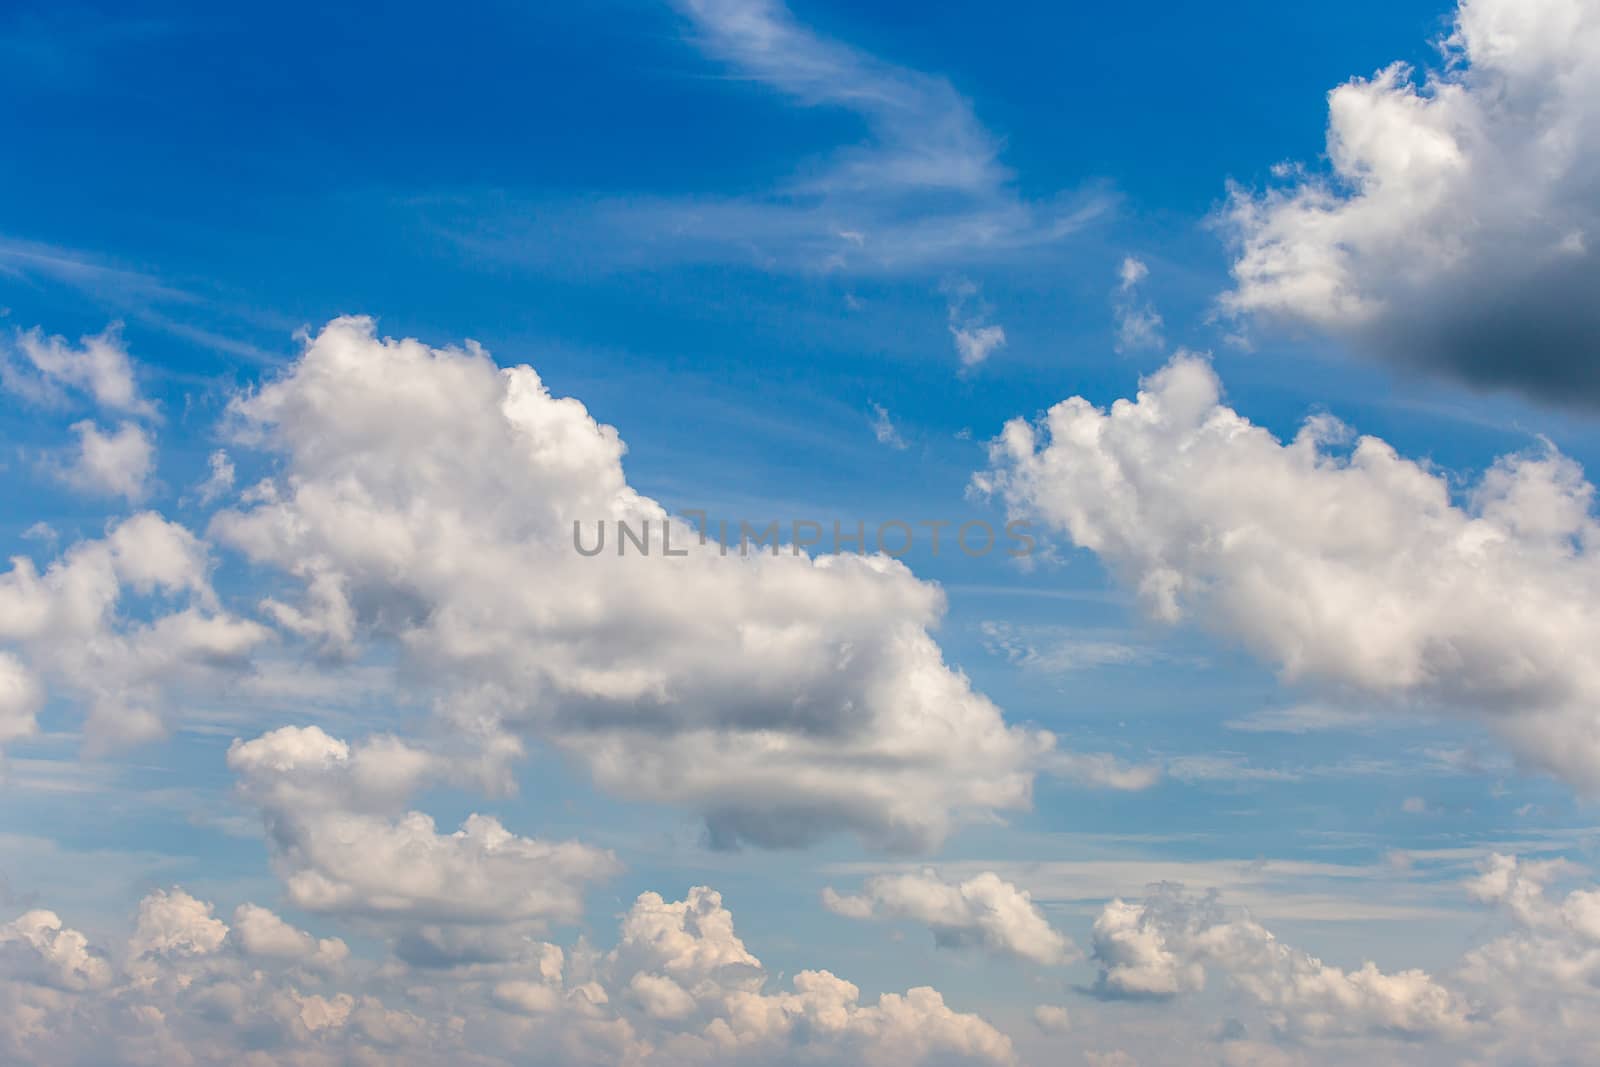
[209,316,1143,850]
[981,354,1600,788]
[1222,0,1600,407]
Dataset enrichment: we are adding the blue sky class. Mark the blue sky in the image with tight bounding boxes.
[5,1,1600,1065]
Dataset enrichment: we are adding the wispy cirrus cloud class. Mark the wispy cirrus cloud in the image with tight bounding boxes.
[0,235,282,365]
[440,0,1111,276]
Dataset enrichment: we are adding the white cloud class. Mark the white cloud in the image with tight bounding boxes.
[1073,854,1600,1063]
[128,889,229,961]
[2,324,152,415]
[1031,1004,1070,1034]
[945,279,1007,369]
[0,881,1015,1066]
[61,420,154,500]
[1090,895,1205,999]
[0,513,271,749]
[870,403,908,450]
[603,885,1015,1065]
[1113,256,1163,353]
[209,317,1138,851]
[2,322,162,503]
[230,904,348,968]
[0,909,113,992]
[228,725,619,949]
[0,652,42,748]
[1089,887,1473,1040]
[982,353,1600,790]
[1222,0,1600,406]
[952,323,1006,368]
[823,869,1075,966]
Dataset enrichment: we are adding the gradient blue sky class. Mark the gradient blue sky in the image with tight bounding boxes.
[4,2,1600,1065]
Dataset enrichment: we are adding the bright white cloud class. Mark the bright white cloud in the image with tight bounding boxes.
[228,725,619,951]
[0,513,270,748]
[3,322,162,503]
[210,317,1142,851]
[61,420,154,500]
[982,353,1600,790]
[1090,895,1205,999]
[952,323,1006,368]
[1222,0,1600,406]
[2,324,152,415]
[128,889,229,961]
[603,885,1015,1065]
[1089,886,1472,1040]
[823,869,1074,966]
[230,904,348,968]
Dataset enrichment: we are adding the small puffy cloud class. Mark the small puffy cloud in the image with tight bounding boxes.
[1090,896,1205,999]
[230,904,348,968]
[604,884,1016,1065]
[1222,0,1600,407]
[983,353,1600,791]
[2,324,152,415]
[1032,1004,1070,1034]
[277,811,617,927]
[128,889,229,961]
[61,420,154,500]
[0,909,113,992]
[823,870,1075,966]
[611,886,762,986]
[228,724,620,942]
[945,279,1007,369]
[0,513,269,749]
[870,403,908,450]
[952,323,1007,368]
[1113,256,1163,353]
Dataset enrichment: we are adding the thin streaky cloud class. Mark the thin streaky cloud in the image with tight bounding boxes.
[437,0,1113,275]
